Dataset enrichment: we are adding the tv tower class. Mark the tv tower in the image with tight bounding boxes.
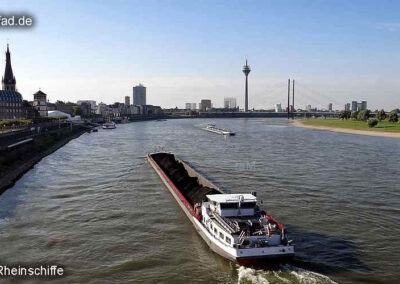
[242,59,251,112]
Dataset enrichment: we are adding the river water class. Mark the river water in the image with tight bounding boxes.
[0,118,399,284]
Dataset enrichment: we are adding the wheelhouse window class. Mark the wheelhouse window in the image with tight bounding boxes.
[220,202,238,209]
[240,202,256,208]
[226,236,231,244]
[214,228,217,234]
[219,232,224,239]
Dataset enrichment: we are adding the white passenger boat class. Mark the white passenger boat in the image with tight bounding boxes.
[102,121,116,129]
[203,124,235,136]
[147,152,294,266]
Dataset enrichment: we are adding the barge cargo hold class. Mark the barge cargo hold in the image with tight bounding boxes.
[147,152,294,266]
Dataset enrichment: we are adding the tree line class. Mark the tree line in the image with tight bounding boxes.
[339,109,399,128]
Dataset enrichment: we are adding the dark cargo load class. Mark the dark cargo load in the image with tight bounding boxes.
[151,153,220,205]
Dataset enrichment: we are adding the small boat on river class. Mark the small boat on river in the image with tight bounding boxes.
[203,124,235,136]
[147,152,294,266]
[102,121,116,129]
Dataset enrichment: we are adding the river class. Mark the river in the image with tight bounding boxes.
[0,118,399,283]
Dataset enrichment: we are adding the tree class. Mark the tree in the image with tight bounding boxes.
[368,119,378,128]
[388,111,399,123]
[376,109,386,121]
[73,106,83,116]
[339,110,351,120]
[357,110,370,121]
[351,111,359,120]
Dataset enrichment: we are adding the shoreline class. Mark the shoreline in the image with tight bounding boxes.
[0,128,87,195]
[290,120,400,138]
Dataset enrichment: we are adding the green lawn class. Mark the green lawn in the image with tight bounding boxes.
[300,119,400,132]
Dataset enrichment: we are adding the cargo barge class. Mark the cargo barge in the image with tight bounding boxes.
[147,152,294,266]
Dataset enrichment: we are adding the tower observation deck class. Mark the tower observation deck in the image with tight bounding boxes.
[242,59,251,112]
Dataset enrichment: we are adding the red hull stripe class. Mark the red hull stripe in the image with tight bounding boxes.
[149,156,201,220]
[237,254,293,266]
[266,214,285,232]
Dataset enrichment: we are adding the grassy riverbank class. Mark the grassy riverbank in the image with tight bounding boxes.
[300,119,400,132]
[291,119,400,138]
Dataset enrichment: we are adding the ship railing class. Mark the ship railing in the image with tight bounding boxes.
[238,230,246,245]
[207,209,236,234]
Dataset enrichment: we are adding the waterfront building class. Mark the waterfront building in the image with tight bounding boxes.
[96,102,107,116]
[146,105,162,115]
[133,84,146,106]
[224,97,237,109]
[33,90,48,117]
[47,102,56,111]
[275,103,282,113]
[185,103,197,110]
[0,90,24,120]
[361,101,367,110]
[77,100,96,113]
[242,59,251,112]
[200,99,212,111]
[328,103,333,111]
[22,100,39,119]
[79,101,92,116]
[345,103,350,111]
[0,44,24,120]
[351,101,358,112]
[125,96,130,106]
[351,100,367,111]
[56,101,76,115]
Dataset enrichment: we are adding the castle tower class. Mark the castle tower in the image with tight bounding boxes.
[242,59,251,112]
[2,44,16,91]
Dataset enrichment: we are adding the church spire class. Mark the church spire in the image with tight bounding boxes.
[2,44,16,91]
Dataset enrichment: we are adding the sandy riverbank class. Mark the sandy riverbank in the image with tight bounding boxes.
[291,120,400,139]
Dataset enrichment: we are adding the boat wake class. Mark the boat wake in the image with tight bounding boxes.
[237,265,337,284]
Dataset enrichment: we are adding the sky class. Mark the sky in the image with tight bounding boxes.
[1,0,399,110]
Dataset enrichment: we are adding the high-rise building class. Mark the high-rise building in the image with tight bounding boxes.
[351,101,358,112]
[306,105,312,112]
[351,100,367,111]
[328,103,333,111]
[33,90,48,117]
[224,97,237,109]
[344,103,350,111]
[242,59,251,112]
[0,44,24,120]
[125,96,130,105]
[133,84,146,106]
[200,99,211,111]
[361,101,367,110]
[185,103,196,110]
[275,103,282,113]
